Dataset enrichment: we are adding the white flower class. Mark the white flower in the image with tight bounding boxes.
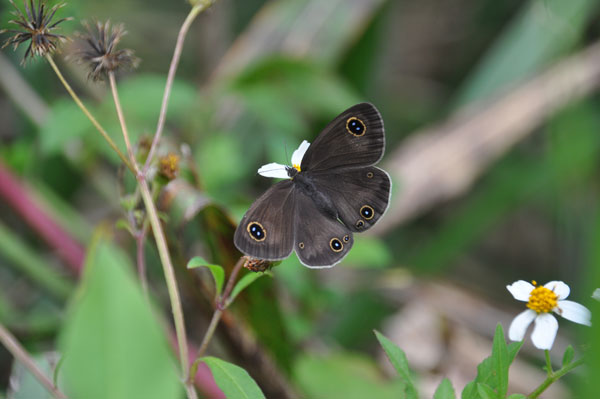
[592,288,600,302]
[257,140,310,179]
[507,280,591,350]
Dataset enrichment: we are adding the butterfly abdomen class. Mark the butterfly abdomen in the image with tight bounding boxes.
[293,172,339,221]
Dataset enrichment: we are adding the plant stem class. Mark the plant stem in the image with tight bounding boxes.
[45,55,134,174]
[143,2,215,174]
[544,349,553,376]
[528,357,585,398]
[108,75,194,397]
[188,256,246,384]
[0,323,67,399]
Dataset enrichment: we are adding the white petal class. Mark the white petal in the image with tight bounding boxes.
[257,163,289,179]
[507,280,535,302]
[509,309,536,341]
[592,288,600,302]
[556,300,592,326]
[544,281,570,300]
[531,313,558,350]
[291,140,310,167]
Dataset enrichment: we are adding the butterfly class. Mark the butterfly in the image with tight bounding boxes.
[234,103,391,268]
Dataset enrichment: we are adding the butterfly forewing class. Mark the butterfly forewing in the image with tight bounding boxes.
[293,192,354,268]
[234,180,297,260]
[300,103,385,173]
[309,166,391,232]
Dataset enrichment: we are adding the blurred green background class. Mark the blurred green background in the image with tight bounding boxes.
[1,0,600,397]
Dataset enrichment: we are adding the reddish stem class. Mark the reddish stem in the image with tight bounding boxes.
[0,161,85,274]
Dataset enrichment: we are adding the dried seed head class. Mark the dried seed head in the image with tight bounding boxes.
[158,153,180,180]
[1,0,71,63]
[73,20,140,81]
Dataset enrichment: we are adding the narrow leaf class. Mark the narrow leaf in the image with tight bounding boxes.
[374,331,418,399]
[562,345,574,366]
[434,378,456,399]
[187,256,225,296]
[229,271,272,304]
[202,356,266,399]
[491,324,509,397]
[508,394,527,399]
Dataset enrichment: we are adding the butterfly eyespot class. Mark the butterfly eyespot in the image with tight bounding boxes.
[366,171,374,179]
[343,235,350,242]
[355,220,365,228]
[360,205,374,220]
[247,221,266,242]
[298,242,305,249]
[346,117,366,137]
[330,238,343,252]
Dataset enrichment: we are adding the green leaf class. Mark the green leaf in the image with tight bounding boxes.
[461,330,522,399]
[374,330,418,399]
[491,324,509,397]
[508,394,527,399]
[562,345,575,366]
[59,239,181,399]
[454,0,598,107]
[187,256,225,296]
[476,383,498,399]
[434,378,456,399]
[7,353,60,399]
[294,351,405,399]
[202,356,266,399]
[229,271,273,304]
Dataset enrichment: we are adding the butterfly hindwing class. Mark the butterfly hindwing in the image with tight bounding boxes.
[300,103,385,172]
[309,166,391,232]
[234,180,297,260]
[293,191,354,268]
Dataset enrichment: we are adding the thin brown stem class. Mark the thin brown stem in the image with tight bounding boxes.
[45,55,134,174]
[108,74,194,398]
[188,256,246,384]
[143,2,215,174]
[109,72,139,174]
[135,222,149,295]
[0,323,67,399]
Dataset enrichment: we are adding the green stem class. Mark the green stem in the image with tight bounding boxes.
[45,55,134,174]
[528,357,585,398]
[108,73,139,173]
[0,323,67,399]
[187,256,246,384]
[544,349,553,376]
[143,1,215,174]
[108,73,194,398]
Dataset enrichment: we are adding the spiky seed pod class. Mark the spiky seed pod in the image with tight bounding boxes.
[73,20,140,81]
[1,0,71,63]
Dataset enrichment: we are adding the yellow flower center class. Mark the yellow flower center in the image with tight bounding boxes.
[527,281,558,313]
[293,164,301,172]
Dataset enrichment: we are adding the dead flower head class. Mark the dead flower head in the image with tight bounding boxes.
[1,0,71,63]
[158,153,180,180]
[73,20,140,81]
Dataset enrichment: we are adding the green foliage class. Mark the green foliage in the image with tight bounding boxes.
[454,0,598,106]
[374,330,418,399]
[58,239,181,399]
[229,270,272,305]
[187,256,225,296]
[461,325,522,399]
[562,345,574,367]
[7,353,59,399]
[434,378,456,399]
[294,351,405,399]
[202,357,265,399]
